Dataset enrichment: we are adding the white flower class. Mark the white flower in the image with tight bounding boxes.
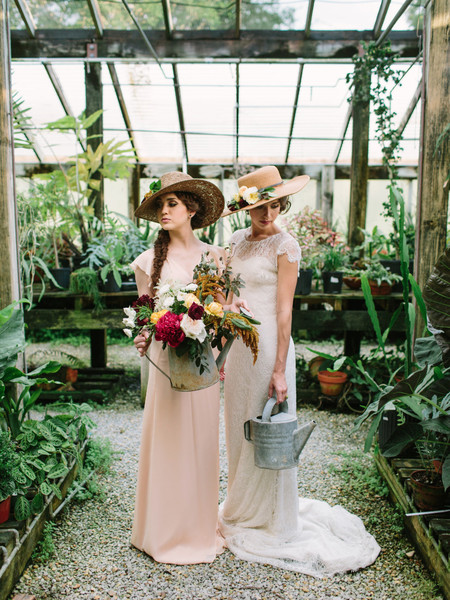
[123,328,133,338]
[122,316,136,328]
[123,306,136,319]
[180,314,207,343]
[242,186,259,205]
[238,186,248,196]
[183,283,198,292]
[157,282,171,296]
[177,291,188,302]
[161,296,175,309]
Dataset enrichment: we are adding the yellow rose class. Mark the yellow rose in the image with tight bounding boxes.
[184,293,200,309]
[150,309,168,324]
[205,301,224,318]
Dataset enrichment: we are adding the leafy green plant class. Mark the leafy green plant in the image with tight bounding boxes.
[12,403,94,521]
[69,267,103,313]
[0,431,19,501]
[364,259,402,286]
[84,234,127,288]
[32,521,56,563]
[317,242,350,272]
[71,436,115,501]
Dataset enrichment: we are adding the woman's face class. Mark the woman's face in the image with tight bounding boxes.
[249,200,281,230]
[157,192,195,231]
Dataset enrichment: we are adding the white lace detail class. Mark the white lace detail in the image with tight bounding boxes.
[229,229,300,269]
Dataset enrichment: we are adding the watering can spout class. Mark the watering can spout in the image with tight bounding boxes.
[293,421,316,460]
[215,337,235,371]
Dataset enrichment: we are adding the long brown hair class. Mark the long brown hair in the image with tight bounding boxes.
[149,191,202,294]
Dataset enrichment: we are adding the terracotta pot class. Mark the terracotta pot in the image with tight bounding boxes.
[0,496,11,524]
[343,276,361,290]
[317,370,348,396]
[409,469,446,511]
[368,280,394,296]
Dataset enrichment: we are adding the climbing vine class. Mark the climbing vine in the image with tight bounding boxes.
[346,41,405,217]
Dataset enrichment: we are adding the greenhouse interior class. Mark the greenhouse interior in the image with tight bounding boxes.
[0,1,449,599]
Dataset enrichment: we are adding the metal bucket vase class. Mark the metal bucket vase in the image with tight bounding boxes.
[168,344,219,392]
[147,337,234,392]
[244,396,316,470]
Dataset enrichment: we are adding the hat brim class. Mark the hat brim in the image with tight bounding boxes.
[221,174,310,218]
[135,179,224,229]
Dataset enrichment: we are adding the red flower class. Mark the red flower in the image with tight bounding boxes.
[132,295,155,326]
[154,311,185,347]
[188,302,205,320]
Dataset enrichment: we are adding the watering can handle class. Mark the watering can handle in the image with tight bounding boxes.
[261,396,289,422]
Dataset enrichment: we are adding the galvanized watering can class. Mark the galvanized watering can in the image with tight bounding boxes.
[146,337,234,392]
[244,396,316,470]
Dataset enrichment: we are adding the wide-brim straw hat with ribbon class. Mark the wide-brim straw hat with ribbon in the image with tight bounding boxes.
[222,166,310,217]
[135,171,224,229]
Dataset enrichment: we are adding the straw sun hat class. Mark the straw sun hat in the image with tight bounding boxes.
[135,171,224,229]
[222,166,310,217]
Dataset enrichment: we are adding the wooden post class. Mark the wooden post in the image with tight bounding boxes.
[321,165,335,226]
[85,57,107,366]
[128,163,140,220]
[348,60,370,249]
[414,0,449,334]
[0,0,20,310]
[84,59,104,220]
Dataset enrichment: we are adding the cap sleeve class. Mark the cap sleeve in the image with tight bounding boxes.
[228,228,246,258]
[130,248,154,277]
[277,233,301,265]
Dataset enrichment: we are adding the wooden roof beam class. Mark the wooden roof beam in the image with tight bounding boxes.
[161,0,173,39]
[13,0,35,37]
[304,0,315,38]
[172,64,188,164]
[86,0,104,38]
[11,30,421,61]
[235,0,241,39]
[285,64,304,163]
[373,0,391,38]
[106,62,138,161]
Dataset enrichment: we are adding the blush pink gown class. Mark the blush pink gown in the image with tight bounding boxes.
[130,248,224,564]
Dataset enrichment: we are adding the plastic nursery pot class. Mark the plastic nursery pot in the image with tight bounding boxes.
[50,267,72,289]
[368,280,394,296]
[295,269,313,295]
[321,271,343,294]
[409,470,446,511]
[0,496,11,524]
[317,370,348,396]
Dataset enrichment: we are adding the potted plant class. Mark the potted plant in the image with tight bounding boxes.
[0,431,18,523]
[317,368,348,396]
[364,259,402,296]
[84,234,128,293]
[317,242,349,294]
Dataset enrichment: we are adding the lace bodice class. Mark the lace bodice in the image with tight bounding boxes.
[229,228,301,268]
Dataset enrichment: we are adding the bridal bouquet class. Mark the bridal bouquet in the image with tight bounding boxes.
[122,253,259,374]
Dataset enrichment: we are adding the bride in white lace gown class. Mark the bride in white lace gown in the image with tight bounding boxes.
[219,167,380,577]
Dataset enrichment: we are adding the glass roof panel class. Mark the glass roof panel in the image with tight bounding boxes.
[238,64,298,161]
[24,1,93,28]
[98,0,164,29]
[310,0,381,31]
[50,63,86,118]
[170,0,234,30]
[241,0,299,30]
[288,139,339,164]
[185,134,234,163]
[384,0,416,30]
[12,63,83,160]
[177,65,236,153]
[291,64,352,163]
[8,2,25,29]
[134,132,183,163]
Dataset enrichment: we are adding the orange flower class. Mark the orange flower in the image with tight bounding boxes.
[150,309,169,324]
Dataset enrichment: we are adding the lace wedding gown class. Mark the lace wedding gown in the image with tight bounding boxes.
[130,247,224,564]
[219,228,380,577]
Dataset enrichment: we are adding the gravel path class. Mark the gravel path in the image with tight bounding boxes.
[11,343,443,600]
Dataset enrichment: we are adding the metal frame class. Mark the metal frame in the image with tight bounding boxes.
[86,0,104,38]
[106,62,138,161]
[285,64,304,163]
[13,0,35,37]
[172,63,188,164]
[161,0,173,39]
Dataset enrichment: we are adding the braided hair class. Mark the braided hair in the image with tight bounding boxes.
[149,191,203,294]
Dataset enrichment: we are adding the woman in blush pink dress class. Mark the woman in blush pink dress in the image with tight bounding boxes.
[130,171,227,564]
